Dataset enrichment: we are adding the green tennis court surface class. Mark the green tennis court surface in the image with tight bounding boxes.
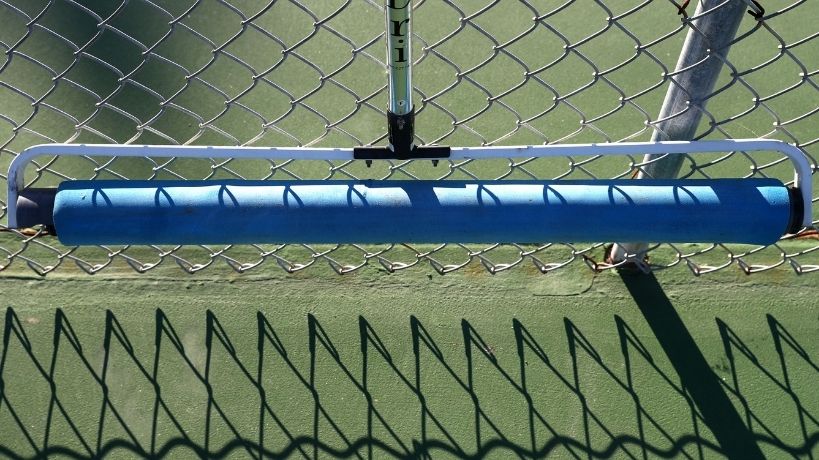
[1,240,817,459]
[2,0,818,458]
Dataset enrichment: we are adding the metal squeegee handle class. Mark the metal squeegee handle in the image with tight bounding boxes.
[6,139,813,229]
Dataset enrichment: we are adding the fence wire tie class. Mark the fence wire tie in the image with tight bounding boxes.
[676,0,691,18]
[745,0,765,19]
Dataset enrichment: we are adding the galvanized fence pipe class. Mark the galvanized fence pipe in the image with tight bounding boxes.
[610,0,749,265]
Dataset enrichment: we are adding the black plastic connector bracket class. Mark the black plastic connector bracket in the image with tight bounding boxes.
[354,144,451,164]
[388,110,414,159]
[354,108,450,167]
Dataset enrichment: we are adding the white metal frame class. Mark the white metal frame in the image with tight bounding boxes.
[7,138,812,229]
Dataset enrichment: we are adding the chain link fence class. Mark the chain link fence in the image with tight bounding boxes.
[0,0,816,275]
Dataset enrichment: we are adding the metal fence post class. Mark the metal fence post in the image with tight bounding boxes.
[610,0,750,266]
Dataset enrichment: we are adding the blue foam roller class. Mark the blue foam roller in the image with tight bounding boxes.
[52,179,793,245]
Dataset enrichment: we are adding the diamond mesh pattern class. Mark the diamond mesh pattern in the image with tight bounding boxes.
[0,0,817,275]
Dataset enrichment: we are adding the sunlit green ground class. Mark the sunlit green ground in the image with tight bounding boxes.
[1,240,817,459]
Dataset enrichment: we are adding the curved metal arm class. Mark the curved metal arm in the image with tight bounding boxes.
[7,139,812,229]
